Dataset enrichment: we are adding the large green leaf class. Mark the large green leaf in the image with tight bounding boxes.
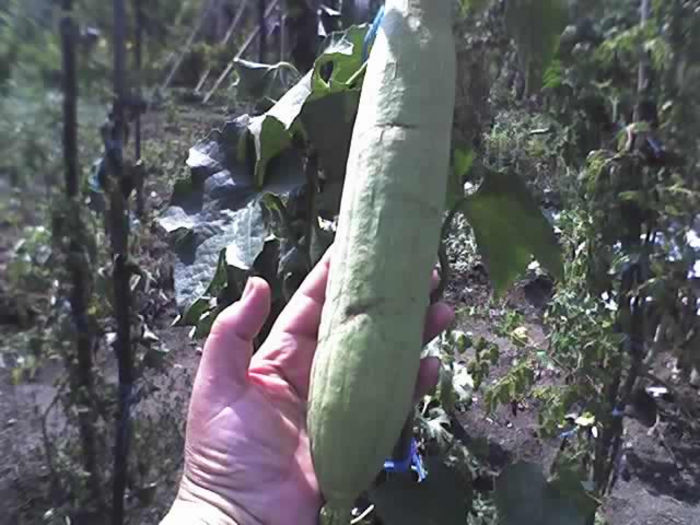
[369,457,472,525]
[248,114,291,188]
[162,23,368,333]
[157,116,305,309]
[495,463,596,525]
[460,170,563,296]
[244,25,367,188]
[505,0,567,93]
[312,25,368,94]
[300,89,361,182]
[264,71,313,130]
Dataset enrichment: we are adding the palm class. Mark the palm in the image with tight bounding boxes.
[177,250,454,524]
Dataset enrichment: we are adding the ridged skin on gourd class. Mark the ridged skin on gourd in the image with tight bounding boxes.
[307,0,456,519]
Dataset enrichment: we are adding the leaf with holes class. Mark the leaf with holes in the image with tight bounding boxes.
[312,24,368,94]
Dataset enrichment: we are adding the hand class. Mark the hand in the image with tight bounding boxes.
[163,249,454,525]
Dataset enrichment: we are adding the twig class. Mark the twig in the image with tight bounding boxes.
[41,377,69,505]
[161,0,215,91]
[432,197,467,304]
[350,504,375,524]
[195,0,250,93]
[305,152,319,267]
[204,0,280,104]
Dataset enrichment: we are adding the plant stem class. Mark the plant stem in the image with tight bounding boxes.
[432,197,467,304]
[60,0,102,509]
[305,152,319,266]
[110,1,134,523]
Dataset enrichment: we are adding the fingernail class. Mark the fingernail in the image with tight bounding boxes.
[242,278,254,299]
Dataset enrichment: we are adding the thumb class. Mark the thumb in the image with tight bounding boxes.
[200,277,271,388]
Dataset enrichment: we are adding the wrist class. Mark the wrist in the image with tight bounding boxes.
[162,474,265,525]
[161,498,237,525]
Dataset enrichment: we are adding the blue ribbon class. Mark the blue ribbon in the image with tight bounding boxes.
[383,438,427,482]
[362,5,386,62]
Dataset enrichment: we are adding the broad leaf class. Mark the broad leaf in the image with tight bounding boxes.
[248,115,291,188]
[460,170,563,296]
[161,23,368,333]
[495,463,596,525]
[158,116,305,309]
[505,0,567,93]
[369,457,472,525]
[244,25,367,187]
[234,59,300,102]
[300,89,361,182]
[312,25,368,94]
[264,71,313,130]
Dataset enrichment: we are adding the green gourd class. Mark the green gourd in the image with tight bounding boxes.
[307,0,456,523]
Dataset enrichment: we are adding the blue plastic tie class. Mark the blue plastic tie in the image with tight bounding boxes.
[612,407,624,418]
[362,5,385,62]
[646,136,663,159]
[559,428,577,440]
[383,438,427,482]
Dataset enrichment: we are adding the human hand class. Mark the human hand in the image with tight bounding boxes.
[162,249,454,525]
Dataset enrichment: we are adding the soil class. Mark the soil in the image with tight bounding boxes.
[1,101,699,524]
[447,275,700,525]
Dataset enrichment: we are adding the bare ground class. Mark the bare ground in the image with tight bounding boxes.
[447,272,700,525]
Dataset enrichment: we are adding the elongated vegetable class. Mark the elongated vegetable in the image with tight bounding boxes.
[307,1,456,522]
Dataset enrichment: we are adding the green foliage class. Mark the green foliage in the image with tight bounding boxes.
[459,170,563,296]
[484,357,535,413]
[6,225,53,294]
[531,0,700,498]
[162,24,368,338]
[504,0,568,93]
[495,462,597,525]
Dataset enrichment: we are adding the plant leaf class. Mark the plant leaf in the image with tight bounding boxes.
[495,462,596,525]
[460,170,563,296]
[300,89,361,182]
[247,115,291,188]
[234,59,300,102]
[369,457,472,525]
[505,0,567,93]
[313,24,368,93]
[158,116,305,309]
[263,71,313,130]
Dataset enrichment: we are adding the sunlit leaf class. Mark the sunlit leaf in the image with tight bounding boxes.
[300,89,361,182]
[158,116,305,310]
[460,170,563,296]
[247,115,291,188]
[313,24,368,93]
